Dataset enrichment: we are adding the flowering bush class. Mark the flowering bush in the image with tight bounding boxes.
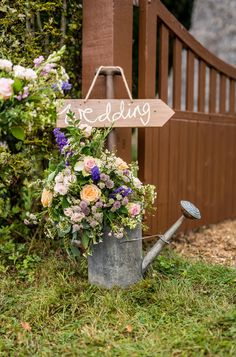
[0,46,71,140]
[0,48,69,244]
[40,116,156,255]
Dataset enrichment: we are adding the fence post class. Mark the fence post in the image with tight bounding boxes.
[82,0,133,163]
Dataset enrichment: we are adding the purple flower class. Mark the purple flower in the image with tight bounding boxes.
[80,201,88,210]
[106,180,114,189]
[41,63,55,75]
[91,166,100,183]
[52,83,59,91]
[61,81,72,91]
[110,186,132,198]
[33,55,44,67]
[113,201,121,210]
[22,86,29,99]
[53,128,68,153]
[100,173,108,181]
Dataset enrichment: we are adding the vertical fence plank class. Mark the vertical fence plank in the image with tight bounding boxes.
[173,37,182,109]
[138,0,157,184]
[198,61,206,112]
[82,0,133,163]
[159,23,169,101]
[209,68,217,113]
[229,79,235,115]
[186,50,194,111]
[219,74,226,113]
[157,23,170,232]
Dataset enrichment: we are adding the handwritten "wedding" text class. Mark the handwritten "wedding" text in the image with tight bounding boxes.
[59,100,151,126]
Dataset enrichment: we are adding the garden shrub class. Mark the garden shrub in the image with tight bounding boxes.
[0,48,69,265]
[0,0,82,98]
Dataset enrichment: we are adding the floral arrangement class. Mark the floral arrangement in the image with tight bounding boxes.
[0,46,70,140]
[40,116,156,256]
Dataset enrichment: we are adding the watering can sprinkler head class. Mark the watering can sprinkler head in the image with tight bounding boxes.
[180,200,201,220]
[141,200,201,273]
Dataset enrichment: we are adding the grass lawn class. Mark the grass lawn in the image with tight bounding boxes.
[0,248,236,357]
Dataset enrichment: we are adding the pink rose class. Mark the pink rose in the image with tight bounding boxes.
[0,78,14,100]
[84,157,97,173]
[127,203,141,216]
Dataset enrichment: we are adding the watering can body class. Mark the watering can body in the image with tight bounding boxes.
[88,225,143,288]
[88,201,201,288]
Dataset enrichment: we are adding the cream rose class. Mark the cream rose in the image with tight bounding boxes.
[115,157,129,171]
[41,188,53,207]
[80,184,101,202]
[0,78,14,100]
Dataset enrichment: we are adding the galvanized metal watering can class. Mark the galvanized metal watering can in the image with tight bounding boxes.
[87,201,201,288]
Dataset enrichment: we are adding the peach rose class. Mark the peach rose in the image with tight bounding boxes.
[80,184,101,202]
[115,157,129,171]
[0,78,14,100]
[41,188,53,207]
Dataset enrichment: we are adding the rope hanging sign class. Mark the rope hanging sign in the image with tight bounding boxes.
[57,66,175,128]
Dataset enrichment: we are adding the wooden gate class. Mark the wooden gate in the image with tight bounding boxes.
[82,0,236,235]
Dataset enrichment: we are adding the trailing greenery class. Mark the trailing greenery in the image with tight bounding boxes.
[0,0,82,97]
[0,249,235,356]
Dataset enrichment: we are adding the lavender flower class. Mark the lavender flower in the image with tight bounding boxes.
[53,128,68,153]
[106,180,114,189]
[61,81,72,91]
[91,166,100,183]
[113,201,121,210]
[33,55,44,67]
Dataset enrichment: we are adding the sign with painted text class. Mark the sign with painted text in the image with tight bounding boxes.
[57,99,175,128]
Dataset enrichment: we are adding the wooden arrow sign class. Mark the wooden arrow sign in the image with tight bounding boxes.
[57,99,174,128]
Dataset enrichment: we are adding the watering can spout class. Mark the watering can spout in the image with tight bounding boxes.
[141,200,201,274]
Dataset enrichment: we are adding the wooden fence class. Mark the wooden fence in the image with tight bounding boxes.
[82,0,236,235]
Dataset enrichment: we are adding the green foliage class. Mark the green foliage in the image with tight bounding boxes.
[0,249,235,355]
[0,0,82,97]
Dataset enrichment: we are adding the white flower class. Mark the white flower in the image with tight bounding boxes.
[55,173,64,183]
[54,183,68,195]
[74,161,84,172]
[0,59,13,72]
[24,68,37,80]
[79,124,93,138]
[64,174,76,186]
[13,65,37,80]
[133,177,142,189]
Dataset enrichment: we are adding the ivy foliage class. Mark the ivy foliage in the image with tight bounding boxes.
[0,0,82,97]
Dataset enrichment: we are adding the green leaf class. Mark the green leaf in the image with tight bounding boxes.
[70,245,81,257]
[62,197,70,209]
[47,171,56,183]
[81,232,90,249]
[10,127,25,141]
[13,78,24,93]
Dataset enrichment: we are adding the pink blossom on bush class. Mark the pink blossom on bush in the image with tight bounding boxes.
[0,78,14,100]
